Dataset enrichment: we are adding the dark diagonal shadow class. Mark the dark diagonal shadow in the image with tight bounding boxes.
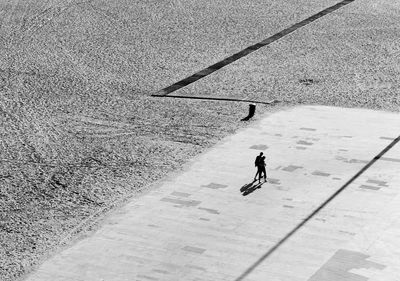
[153,0,356,97]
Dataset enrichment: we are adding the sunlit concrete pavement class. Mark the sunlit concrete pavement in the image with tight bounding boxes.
[26,106,400,281]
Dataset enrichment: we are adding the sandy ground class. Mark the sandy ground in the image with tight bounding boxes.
[0,0,399,280]
[176,0,400,110]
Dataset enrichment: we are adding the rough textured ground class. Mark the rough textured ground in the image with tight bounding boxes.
[177,0,400,110]
[0,0,399,280]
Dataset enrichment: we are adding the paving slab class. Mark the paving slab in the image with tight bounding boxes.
[25,106,400,281]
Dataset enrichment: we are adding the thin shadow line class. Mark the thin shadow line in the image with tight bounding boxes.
[234,135,400,281]
[153,0,356,97]
[155,94,280,105]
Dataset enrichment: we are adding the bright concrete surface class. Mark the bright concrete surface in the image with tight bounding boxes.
[26,106,400,281]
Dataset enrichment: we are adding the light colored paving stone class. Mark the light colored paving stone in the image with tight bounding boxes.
[25,106,400,281]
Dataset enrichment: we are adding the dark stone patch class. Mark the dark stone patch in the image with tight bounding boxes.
[282,165,303,172]
[185,265,206,271]
[312,171,330,177]
[182,246,206,254]
[275,133,282,137]
[339,230,355,236]
[315,218,326,222]
[159,263,180,271]
[333,177,341,180]
[284,198,293,201]
[296,146,307,150]
[380,136,395,140]
[171,191,191,198]
[199,218,210,221]
[268,178,281,185]
[380,157,400,163]
[198,207,220,214]
[283,205,294,208]
[341,136,353,138]
[153,269,168,274]
[348,159,369,164]
[160,198,201,207]
[249,144,268,150]
[300,127,316,131]
[344,215,356,219]
[367,179,388,187]
[308,249,385,281]
[336,156,369,164]
[359,185,381,191]
[339,149,348,151]
[202,183,228,189]
[297,140,313,146]
[148,224,159,228]
[137,275,158,280]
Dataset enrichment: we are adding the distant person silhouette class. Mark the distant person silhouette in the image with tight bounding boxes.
[254,152,263,182]
[259,156,267,182]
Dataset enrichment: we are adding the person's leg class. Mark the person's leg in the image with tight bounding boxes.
[262,167,267,181]
[254,169,259,181]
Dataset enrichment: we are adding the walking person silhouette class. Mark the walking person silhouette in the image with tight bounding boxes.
[254,152,267,183]
[253,152,262,182]
[259,156,267,183]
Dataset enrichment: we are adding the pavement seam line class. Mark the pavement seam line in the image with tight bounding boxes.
[234,134,400,281]
[152,0,356,98]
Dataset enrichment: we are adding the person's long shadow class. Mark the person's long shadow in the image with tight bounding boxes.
[240,180,265,196]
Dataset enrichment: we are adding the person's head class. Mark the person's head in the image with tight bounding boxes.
[259,152,263,156]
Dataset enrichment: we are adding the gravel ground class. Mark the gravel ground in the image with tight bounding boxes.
[177,0,400,111]
[0,0,399,280]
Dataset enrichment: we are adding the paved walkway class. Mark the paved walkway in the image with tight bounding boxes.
[26,106,400,281]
